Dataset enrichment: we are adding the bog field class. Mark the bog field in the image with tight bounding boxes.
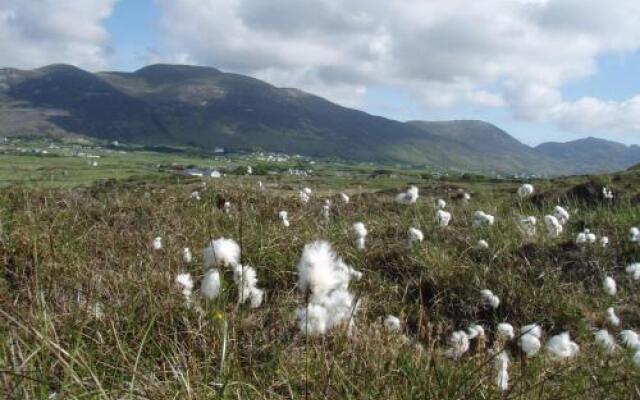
[1,146,640,399]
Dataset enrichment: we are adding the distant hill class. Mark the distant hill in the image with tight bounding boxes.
[536,138,640,174]
[0,63,638,175]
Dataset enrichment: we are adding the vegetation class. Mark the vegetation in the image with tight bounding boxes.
[1,152,640,398]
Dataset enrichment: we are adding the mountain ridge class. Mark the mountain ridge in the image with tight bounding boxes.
[1,63,638,175]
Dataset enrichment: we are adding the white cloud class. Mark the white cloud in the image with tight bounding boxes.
[0,0,117,70]
[152,0,640,139]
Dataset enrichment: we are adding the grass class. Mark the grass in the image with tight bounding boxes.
[1,157,640,398]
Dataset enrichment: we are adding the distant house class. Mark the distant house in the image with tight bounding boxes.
[214,147,225,154]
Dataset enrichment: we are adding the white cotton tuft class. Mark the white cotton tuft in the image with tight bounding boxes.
[190,191,201,201]
[553,206,570,226]
[480,289,500,309]
[519,324,544,357]
[303,187,312,195]
[606,307,620,327]
[352,222,368,250]
[246,165,252,175]
[473,211,494,227]
[436,210,452,227]
[408,227,424,245]
[520,216,537,236]
[602,186,614,200]
[436,198,447,209]
[299,191,310,204]
[340,193,350,204]
[634,351,640,368]
[626,263,640,280]
[201,269,221,300]
[594,329,618,354]
[297,241,343,297]
[182,247,193,264]
[546,332,579,359]
[175,273,194,301]
[629,227,640,243]
[445,330,470,359]
[396,186,419,205]
[518,184,535,198]
[231,265,264,308]
[476,239,489,249]
[467,324,485,339]
[203,237,240,268]
[576,229,597,245]
[619,330,640,349]
[384,315,401,332]
[297,288,358,336]
[519,333,542,357]
[544,215,563,237]
[152,236,162,250]
[258,181,264,190]
[321,203,331,219]
[279,210,290,227]
[494,351,510,391]
[497,323,515,340]
[603,276,617,296]
[296,303,328,335]
[600,236,609,247]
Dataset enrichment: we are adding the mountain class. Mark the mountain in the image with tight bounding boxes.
[0,63,637,175]
[536,138,640,174]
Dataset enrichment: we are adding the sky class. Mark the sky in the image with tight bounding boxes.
[1,0,639,146]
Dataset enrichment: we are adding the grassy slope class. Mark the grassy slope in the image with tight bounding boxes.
[1,158,640,398]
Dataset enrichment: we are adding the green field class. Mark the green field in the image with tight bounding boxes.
[1,141,640,398]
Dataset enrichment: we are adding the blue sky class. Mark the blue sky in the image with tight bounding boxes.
[2,0,640,146]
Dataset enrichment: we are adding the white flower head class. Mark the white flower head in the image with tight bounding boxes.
[175,273,194,300]
[436,198,447,209]
[603,276,617,296]
[546,332,579,359]
[201,269,221,300]
[619,330,640,349]
[203,237,240,268]
[497,323,515,340]
[606,307,620,327]
[480,289,500,309]
[383,315,402,332]
[408,227,424,245]
[340,193,350,204]
[544,215,563,237]
[396,186,419,205]
[594,329,618,354]
[152,236,162,251]
[520,216,537,236]
[473,211,495,227]
[182,247,193,264]
[477,239,489,249]
[517,184,535,198]
[553,206,570,226]
[436,210,452,227]
[279,210,290,227]
[445,330,470,359]
[626,263,640,280]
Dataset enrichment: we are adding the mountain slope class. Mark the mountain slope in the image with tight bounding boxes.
[536,138,640,174]
[0,63,637,175]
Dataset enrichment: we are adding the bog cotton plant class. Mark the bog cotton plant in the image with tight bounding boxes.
[494,351,510,392]
[408,227,424,246]
[629,227,640,243]
[182,247,193,263]
[321,199,331,219]
[152,236,162,251]
[203,237,240,268]
[396,186,419,205]
[445,330,470,359]
[546,332,579,359]
[436,210,452,227]
[480,289,500,309]
[603,276,617,296]
[231,265,264,308]
[278,210,290,227]
[383,315,401,332]
[473,211,495,227]
[594,329,618,354]
[497,323,515,340]
[519,324,543,357]
[620,330,640,349]
[606,307,620,327]
[519,216,537,236]
[175,273,194,304]
[201,269,221,300]
[517,184,535,198]
[299,190,311,204]
[553,206,570,225]
[436,198,447,209]
[626,263,640,280]
[352,222,368,250]
[340,193,350,204]
[190,191,201,201]
[602,186,614,200]
[295,241,362,335]
[477,239,489,250]
[576,229,597,245]
[544,215,563,237]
